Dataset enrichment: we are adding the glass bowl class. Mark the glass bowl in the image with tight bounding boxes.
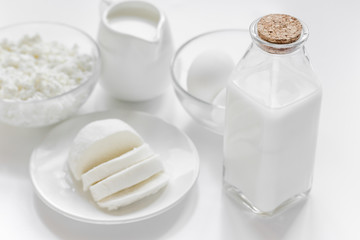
[0,22,101,127]
[171,29,250,134]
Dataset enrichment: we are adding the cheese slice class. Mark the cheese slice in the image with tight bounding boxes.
[68,119,143,180]
[98,172,169,210]
[81,144,154,191]
[90,155,164,201]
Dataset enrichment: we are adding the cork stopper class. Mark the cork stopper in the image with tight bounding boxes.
[257,14,302,44]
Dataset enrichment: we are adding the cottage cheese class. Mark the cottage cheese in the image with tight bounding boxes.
[0,34,94,101]
[0,34,96,127]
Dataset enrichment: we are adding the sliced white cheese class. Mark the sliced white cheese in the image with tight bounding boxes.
[68,119,144,180]
[90,155,164,201]
[81,143,154,191]
[98,172,169,210]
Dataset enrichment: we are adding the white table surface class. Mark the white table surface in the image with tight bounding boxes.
[1,0,359,239]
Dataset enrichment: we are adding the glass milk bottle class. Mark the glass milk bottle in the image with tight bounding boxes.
[223,14,322,216]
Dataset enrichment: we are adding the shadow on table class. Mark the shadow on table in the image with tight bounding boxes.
[81,84,176,121]
[34,183,199,240]
[220,191,311,240]
[182,117,224,176]
[0,122,51,178]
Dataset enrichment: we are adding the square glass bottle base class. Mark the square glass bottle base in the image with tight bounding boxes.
[223,181,311,216]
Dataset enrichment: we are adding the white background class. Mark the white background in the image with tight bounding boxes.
[0,0,360,239]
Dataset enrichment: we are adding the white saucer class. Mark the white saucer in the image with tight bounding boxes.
[30,110,199,224]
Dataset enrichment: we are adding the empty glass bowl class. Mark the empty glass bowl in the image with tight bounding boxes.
[171,29,250,134]
[0,22,101,127]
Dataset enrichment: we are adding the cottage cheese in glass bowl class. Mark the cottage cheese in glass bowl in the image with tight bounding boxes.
[0,22,100,127]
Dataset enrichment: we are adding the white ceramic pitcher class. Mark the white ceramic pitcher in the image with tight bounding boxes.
[98,1,174,101]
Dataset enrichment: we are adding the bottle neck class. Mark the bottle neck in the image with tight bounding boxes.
[249,17,309,55]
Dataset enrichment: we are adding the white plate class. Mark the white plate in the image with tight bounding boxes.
[30,110,199,224]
